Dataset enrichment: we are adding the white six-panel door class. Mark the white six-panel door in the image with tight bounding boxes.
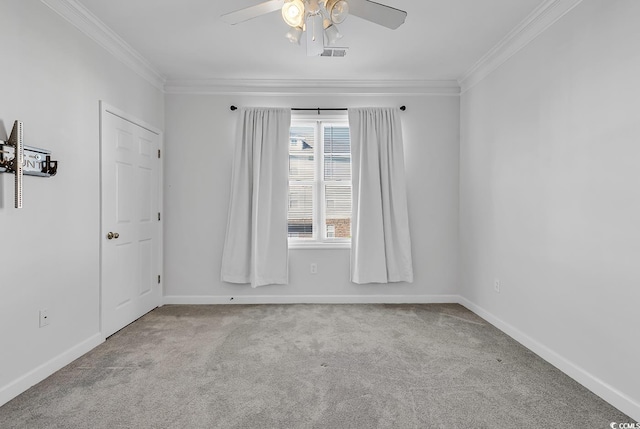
[100,103,161,338]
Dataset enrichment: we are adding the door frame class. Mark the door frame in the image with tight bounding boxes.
[99,100,164,337]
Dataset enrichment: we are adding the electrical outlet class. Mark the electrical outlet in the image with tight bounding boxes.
[310,263,318,274]
[39,309,49,328]
[494,279,501,294]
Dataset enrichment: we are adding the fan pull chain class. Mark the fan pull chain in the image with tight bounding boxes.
[312,16,316,41]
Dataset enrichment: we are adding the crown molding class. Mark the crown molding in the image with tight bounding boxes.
[458,0,584,94]
[40,0,582,97]
[164,78,461,96]
[40,0,166,91]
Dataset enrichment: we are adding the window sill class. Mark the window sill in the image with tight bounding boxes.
[289,241,351,250]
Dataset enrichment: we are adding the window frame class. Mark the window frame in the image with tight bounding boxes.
[288,114,351,250]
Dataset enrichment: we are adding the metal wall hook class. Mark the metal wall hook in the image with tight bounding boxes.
[42,156,58,176]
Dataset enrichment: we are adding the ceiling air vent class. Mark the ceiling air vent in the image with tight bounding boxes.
[320,47,348,57]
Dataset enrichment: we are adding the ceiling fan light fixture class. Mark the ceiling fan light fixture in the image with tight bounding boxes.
[323,21,342,45]
[306,0,321,15]
[326,0,349,24]
[285,26,304,44]
[282,0,305,27]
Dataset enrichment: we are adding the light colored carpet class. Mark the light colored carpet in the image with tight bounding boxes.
[0,304,632,428]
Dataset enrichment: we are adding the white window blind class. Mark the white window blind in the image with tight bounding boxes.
[288,119,351,247]
[288,125,315,238]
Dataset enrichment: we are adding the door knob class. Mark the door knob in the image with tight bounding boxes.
[114,232,120,239]
[107,232,114,240]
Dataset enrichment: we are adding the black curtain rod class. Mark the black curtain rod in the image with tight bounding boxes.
[230,105,406,113]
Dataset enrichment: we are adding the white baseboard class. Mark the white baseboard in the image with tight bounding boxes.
[0,333,104,407]
[163,294,460,305]
[457,296,640,422]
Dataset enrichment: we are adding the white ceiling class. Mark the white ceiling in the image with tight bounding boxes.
[74,0,546,82]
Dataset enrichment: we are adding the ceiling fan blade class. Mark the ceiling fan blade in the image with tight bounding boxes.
[306,14,325,56]
[347,0,407,29]
[221,0,285,25]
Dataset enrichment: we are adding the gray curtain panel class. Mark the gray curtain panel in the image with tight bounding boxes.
[348,107,414,284]
[221,107,291,287]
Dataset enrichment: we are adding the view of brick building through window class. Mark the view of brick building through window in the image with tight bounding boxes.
[288,122,351,241]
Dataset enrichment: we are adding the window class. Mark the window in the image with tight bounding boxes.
[288,118,351,248]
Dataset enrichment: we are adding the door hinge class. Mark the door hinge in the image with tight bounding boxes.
[158,212,161,221]
[158,275,161,284]
[157,149,161,158]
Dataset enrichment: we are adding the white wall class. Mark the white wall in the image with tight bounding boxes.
[459,0,640,420]
[0,1,164,405]
[164,93,460,303]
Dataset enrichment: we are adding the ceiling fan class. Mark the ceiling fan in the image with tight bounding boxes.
[221,0,407,57]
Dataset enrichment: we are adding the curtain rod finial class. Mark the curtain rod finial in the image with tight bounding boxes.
[230,105,237,111]
[400,106,406,111]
